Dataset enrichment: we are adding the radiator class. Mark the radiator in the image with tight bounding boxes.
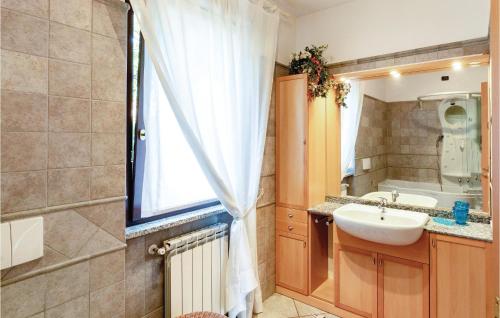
[164,223,229,318]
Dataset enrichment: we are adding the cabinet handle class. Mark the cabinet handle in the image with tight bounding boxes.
[288,225,293,231]
[303,242,306,248]
[288,213,293,218]
[431,239,436,248]
[378,259,383,267]
[372,257,376,265]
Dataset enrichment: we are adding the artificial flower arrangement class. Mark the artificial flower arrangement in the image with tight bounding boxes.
[289,44,351,107]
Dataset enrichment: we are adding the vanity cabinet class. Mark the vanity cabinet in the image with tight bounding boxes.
[335,245,378,317]
[334,226,430,318]
[430,234,491,318]
[378,255,429,318]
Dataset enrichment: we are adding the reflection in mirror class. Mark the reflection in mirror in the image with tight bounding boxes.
[339,65,489,212]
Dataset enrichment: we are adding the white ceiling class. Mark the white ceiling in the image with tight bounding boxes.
[275,0,353,17]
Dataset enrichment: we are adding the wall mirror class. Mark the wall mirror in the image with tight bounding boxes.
[333,56,490,213]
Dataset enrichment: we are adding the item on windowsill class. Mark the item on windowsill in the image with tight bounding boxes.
[453,200,470,225]
[289,44,334,100]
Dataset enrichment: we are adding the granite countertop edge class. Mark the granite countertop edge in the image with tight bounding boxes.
[308,201,493,243]
[125,205,228,240]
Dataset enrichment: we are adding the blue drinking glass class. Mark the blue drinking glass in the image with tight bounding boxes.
[454,206,469,225]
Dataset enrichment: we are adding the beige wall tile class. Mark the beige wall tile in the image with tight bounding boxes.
[1,9,48,56]
[125,237,146,318]
[1,90,48,132]
[49,59,91,98]
[92,0,127,40]
[49,22,91,64]
[50,0,91,31]
[45,261,90,309]
[48,167,90,205]
[45,295,89,318]
[143,307,163,318]
[90,280,125,318]
[0,274,47,318]
[91,100,125,133]
[92,133,125,166]
[257,175,275,208]
[1,49,48,94]
[1,171,46,213]
[1,132,47,172]
[76,201,125,241]
[261,137,275,177]
[90,250,125,291]
[49,96,90,132]
[92,34,126,102]
[44,210,98,257]
[1,0,49,18]
[48,132,91,168]
[144,257,163,313]
[77,229,125,256]
[91,165,125,199]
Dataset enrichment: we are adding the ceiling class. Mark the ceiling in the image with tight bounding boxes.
[275,0,354,17]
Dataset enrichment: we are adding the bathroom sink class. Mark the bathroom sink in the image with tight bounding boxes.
[333,203,430,246]
[361,191,438,208]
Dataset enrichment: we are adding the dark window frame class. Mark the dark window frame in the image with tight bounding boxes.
[125,4,219,226]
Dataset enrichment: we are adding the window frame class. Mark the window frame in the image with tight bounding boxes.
[125,5,219,226]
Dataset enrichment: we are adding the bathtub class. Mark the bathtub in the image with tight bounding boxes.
[377,179,483,210]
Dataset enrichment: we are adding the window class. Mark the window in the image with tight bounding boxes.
[126,10,217,226]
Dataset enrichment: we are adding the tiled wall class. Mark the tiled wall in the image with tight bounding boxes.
[328,37,489,75]
[346,95,389,196]
[386,100,441,183]
[0,0,128,317]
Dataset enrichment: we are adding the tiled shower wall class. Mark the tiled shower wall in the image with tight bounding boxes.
[0,0,128,317]
[347,95,389,196]
[386,100,441,183]
[348,97,443,196]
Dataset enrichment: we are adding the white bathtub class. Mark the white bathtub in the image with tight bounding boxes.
[377,179,483,210]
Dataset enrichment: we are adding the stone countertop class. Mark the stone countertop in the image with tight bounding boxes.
[125,204,228,239]
[308,201,493,242]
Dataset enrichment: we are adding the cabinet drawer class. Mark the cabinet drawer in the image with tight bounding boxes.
[276,207,308,224]
[277,219,307,236]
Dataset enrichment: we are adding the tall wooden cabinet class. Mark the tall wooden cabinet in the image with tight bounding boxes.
[275,74,329,294]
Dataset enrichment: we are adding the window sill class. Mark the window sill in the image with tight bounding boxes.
[125,204,228,240]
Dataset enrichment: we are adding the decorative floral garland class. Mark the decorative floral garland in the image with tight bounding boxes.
[289,44,351,107]
[333,80,351,108]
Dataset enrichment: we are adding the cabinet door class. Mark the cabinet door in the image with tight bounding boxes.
[276,231,308,294]
[378,254,429,318]
[430,234,488,318]
[335,245,378,318]
[276,75,308,209]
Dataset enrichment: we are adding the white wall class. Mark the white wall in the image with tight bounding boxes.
[295,0,490,63]
[276,17,296,65]
[361,65,489,102]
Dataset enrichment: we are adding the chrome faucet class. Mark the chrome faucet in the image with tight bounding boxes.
[378,197,388,220]
[391,190,399,203]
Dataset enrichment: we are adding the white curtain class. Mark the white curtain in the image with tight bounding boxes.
[129,0,279,317]
[341,80,364,179]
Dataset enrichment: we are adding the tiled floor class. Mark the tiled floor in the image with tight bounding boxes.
[254,293,340,318]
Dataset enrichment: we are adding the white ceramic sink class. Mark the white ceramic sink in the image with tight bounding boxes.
[361,191,438,208]
[333,203,430,246]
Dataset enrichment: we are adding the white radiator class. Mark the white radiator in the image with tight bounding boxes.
[164,223,229,318]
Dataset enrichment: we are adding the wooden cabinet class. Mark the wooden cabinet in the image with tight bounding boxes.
[378,255,429,318]
[275,74,332,295]
[276,231,308,294]
[334,226,430,318]
[430,234,491,318]
[335,245,378,317]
